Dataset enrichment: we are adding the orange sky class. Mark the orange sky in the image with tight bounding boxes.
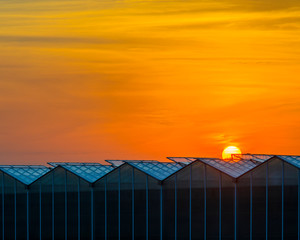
[1,0,300,164]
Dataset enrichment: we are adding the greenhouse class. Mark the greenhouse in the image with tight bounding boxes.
[0,154,299,240]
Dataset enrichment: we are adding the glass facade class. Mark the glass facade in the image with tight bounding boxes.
[0,156,299,240]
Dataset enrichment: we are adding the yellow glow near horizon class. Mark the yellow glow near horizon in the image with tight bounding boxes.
[0,0,300,164]
[222,146,241,160]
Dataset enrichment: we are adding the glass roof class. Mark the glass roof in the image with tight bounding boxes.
[48,162,114,183]
[276,155,300,169]
[48,162,102,167]
[168,157,220,165]
[234,154,300,169]
[1,154,298,185]
[105,160,126,167]
[167,157,194,164]
[126,161,183,181]
[0,165,51,185]
[105,160,159,167]
[168,156,268,178]
[233,154,274,162]
[197,158,262,178]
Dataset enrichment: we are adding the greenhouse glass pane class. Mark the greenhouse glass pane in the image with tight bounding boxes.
[134,168,147,239]
[105,160,125,167]
[283,162,298,239]
[0,172,2,239]
[94,178,106,240]
[3,174,15,240]
[107,170,119,240]
[237,173,250,240]
[49,163,114,183]
[66,171,78,240]
[167,157,194,164]
[198,159,261,178]
[127,162,183,181]
[29,182,39,239]
[268,158,282,239]
[0,166,50,185]
[80,179,91,240]
[252,164,266,239]
[191,162,204,240]
[221,173,234,240]
[39,172,53,240]
[176,166,190,240]
[163,175,175,240]
[54,168,65,240]
[206,165,220,240]
[277,155,300,169]
[148,176,160,240]
[120,165,133,239]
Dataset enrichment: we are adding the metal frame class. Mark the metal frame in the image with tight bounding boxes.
[281,162,284,240]
[266,163,268,240]
[250,172,253,240]
[14,180,17,240]
[52,172,54,240]
[146,175,149,240]
[204,165,207,240]
[65,170,68,240]
[174,175,177,240]
[219,173,222,240]
[132,168,135,240]
[91,186,94,240]
[78,177,81,240]
[39,182,42,240]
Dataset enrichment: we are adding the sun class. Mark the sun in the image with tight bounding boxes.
[222,146,241,160]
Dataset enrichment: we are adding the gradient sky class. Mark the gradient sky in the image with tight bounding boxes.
[1,0,300,164]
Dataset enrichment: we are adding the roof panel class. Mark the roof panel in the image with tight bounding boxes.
[126,161,183,180]
[106,160,159,167]
[197,158,261,178]
[56,164,114,183]
[234,154,274,162]
[169,155,276,178]
[105,160,126,167]
[167,157,194,164]
[168,157,221,165]
[234,154,300,169]
[48,162,102,167]
[0,165,51,185]
[276,155,300,169]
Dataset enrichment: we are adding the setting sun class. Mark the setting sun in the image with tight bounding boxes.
[222,146,241,160]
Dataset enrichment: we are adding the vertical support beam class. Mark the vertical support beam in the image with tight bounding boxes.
[2,173,4,240]
[146,175,148,240]
[78,177,80,240]
[118,168,120,240]
[204,165,207,240]
[52,172,54,240]
[105,177,107,240]
[27,187,29,240]
[91,186,94,240]
[266,163,268,240]
[234,182,237,240]
[65,170,67,240]
[39,182,42,240]
[14,180,17,240]
[160,183,163,240]
[298,169,300,240]
[175,175,177,240]
[189,166,192,240]
[250,172,253,240]
[132,168,135,240]
[219,173,222,240]
[281,162,284,240]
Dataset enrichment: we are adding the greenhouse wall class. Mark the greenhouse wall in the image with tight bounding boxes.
[0,157,299,240]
